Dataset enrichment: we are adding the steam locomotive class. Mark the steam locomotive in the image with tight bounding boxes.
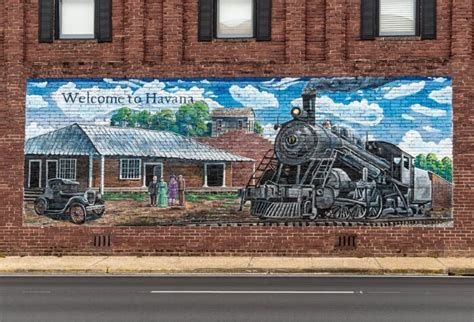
[241,78,435,220]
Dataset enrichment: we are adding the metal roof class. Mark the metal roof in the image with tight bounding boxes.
[25,123,254,162]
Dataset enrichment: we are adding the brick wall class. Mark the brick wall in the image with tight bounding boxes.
[0,0,473,256]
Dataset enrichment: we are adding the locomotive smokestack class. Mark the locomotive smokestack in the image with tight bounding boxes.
[301,93,316,124]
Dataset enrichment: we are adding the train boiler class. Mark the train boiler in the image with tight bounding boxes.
[241,78,435,220]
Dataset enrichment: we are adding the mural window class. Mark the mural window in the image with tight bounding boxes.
[205,163,225,187]
[58,159,77,180]
[120,159,141,180]
[216,0,254,38]
[59,0,95,39]
[403,156,410,169]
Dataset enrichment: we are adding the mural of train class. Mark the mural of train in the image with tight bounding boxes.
[241,78,452,220]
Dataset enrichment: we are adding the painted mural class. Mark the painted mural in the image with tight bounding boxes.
[24,77,453,226]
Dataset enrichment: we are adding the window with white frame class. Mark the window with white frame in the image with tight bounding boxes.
[59,0,95,39]
[216,0,254,38]
[120,159,141,180]
[58,159,77,180]
[379,0,416,36]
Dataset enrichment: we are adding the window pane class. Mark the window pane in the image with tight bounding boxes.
[60,0,95,38]
[59,159,76,180]
[121,159,141,179]
[379,0,416,36]
[217,0,254,38]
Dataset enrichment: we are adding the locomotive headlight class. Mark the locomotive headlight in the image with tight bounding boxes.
[291,107,302,118]
[286,134,298,146]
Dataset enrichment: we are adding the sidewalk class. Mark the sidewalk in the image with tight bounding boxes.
[0,256,473,275]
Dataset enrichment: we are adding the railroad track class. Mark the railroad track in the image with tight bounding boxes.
[122,217,453,227]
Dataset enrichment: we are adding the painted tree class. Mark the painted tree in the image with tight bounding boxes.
[414,153,452,182]
[110,107,133,127]
[175,101,211,137]
[440,157,453,182]
[150,109,176,132]
[110,102,212,137]
[254,121,264,135]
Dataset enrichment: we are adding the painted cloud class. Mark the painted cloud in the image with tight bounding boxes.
[383,81,425,100]
[292,96,384,126]
[25,122,54,139]
[429,86,452,105]
[401,113,415,121]
[399,130,452,158]
[26,95,49,109]
[410,104,447,117]
[229,85,279,109]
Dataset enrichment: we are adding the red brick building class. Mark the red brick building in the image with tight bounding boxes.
[0,0,473,256]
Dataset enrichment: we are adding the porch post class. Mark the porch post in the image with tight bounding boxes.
[100,155,105,194]
[203,163,208,187]
[88,154,93,188]
[222,163,226,188]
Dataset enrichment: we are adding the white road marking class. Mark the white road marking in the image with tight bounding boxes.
[22,290,51,294]
[150,290,355,294]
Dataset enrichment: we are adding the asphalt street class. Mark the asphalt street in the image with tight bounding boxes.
[0,275,472,322]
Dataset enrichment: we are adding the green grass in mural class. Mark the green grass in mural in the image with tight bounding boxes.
[185,192,239,203]
[103,191,239,203]
[103,192,148,202]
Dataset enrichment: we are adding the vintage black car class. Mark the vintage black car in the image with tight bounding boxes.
[34,178,106,224]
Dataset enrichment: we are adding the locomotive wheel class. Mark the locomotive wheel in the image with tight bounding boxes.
[366,189,383,219]
[330,205,351,220]
[350,204,366,220]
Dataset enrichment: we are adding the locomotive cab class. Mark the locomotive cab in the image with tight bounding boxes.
[366,141,414,188]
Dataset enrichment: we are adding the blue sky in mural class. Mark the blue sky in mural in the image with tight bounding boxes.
[25,76,453,158]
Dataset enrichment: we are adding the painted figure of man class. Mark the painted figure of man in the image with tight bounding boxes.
[168,175,178,206]
[158,177,168,208]
[148,175,158,206]
[178,175,186,207]
[322,119,332,129]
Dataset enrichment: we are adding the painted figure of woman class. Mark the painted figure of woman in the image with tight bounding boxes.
[158,177,168,208]
[168,175,178,206]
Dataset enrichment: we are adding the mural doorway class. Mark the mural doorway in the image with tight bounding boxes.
[46,160,58,181]
[144,163,163,187]
[205,163,225,187]
[28,160,41,188]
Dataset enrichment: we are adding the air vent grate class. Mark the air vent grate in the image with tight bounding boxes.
[335,234,357,249]
[93,234,111,247]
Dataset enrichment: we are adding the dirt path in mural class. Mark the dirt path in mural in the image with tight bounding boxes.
[24,193,254,227]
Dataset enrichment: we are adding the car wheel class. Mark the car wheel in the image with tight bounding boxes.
[69,203,86,225]
[93,208,105,217]
[34,198,47,216]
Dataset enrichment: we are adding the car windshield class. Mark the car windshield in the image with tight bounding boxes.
[61,184,78,193]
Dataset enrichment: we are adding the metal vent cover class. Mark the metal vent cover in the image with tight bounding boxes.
[93,234,111,247]
[335,234,357,249]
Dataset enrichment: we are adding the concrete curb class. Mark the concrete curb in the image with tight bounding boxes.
[0,256,472,276]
